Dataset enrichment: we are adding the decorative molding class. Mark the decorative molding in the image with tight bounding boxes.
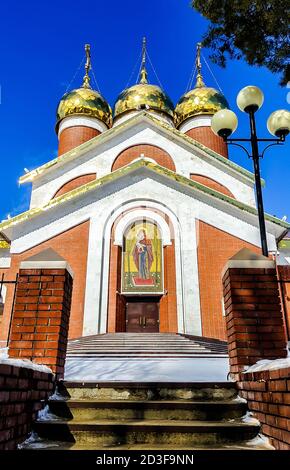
[58,116,107,136]
[114,209,172,246]
[179,115,212,133]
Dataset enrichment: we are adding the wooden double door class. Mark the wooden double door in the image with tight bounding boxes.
[126,298,159,333]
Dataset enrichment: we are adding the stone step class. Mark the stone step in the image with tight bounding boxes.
[68,342,210,351]
[66,334,229,358]
[19,437,272,451]
[61,382,238,401]
[33,419,260,446]
[68,342,206,346]
[66,354,226,359]
[67,346,221,350]
[48,399,247,421]
[66,351,225,357]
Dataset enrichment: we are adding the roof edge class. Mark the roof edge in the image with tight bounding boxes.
[2,160,288,234]
[19,112,257,186]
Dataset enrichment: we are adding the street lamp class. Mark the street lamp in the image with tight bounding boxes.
[211,85,290,257]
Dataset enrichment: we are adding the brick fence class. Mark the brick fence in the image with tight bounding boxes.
[238,367,290,450]
[222,248,289,450]
[8,267,73,378]
[0,363,55,450]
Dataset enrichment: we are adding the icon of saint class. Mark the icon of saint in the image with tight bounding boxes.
[132,229,153,280]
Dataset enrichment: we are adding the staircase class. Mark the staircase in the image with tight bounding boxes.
[66,333,228,358]
[20,381,272,450]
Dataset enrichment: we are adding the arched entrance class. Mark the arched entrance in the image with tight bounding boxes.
[122,220,162,332]
[107,211,178,333]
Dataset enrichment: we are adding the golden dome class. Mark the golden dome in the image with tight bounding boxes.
[56,87,112,130]
[56,44,112,131]
[175,86,229,128]
[114,82,174,119]
[175,42,229,128]
[114,38,174,120]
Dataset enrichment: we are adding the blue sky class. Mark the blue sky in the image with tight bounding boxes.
[0,0,289,222]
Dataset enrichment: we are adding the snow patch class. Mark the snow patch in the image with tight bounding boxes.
[0,356,52,374]
[232,395,247,404]
[0,347,9,358]
[245,433,275,450]
[241,411,260,425]
[18,431,60,450]
[37,405,63,422]
[245,357,290,373]
[49,384,68,401]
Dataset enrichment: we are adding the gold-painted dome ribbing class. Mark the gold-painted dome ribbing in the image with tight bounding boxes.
[175,42,229,127]
[114,83,174,119]
[114,37,174,120]
[175,86,229,127]
[56,87,112,130]
[56,44,112,131]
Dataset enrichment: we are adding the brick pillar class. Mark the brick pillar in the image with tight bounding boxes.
[222,248,287,379]
[8,265,73,378]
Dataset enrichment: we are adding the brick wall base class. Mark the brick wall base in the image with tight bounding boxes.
[0,363,55,450]
[238,367,290,450]
[223,264,287,377]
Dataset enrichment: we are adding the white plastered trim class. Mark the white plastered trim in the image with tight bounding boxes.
[0,284,7,302]
[221,259,275,279]
[0,256,11,268]
[179,115,212,133]
[113,110,174,128]
[20,260,74,278]
[82,198,199,337]
[58,116,107,137]
[113,209,172,247]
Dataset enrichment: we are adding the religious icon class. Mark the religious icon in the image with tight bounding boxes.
[132,229,153,284]
[122,221,163,293]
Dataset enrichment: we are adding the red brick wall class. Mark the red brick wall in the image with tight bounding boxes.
[0,363,55,450]
[8,268,73,377]
[58,126,100,156]
[221,258,289,449]
[112,144,176,171]
[190,174,235,198]
[238,367,290,450]
[223,266,287,376]
[197,221,261,340]
[52,173,96,199]
[1,222,89,344]
[186,127,228,158]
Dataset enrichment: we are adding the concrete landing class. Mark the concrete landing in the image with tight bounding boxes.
[64,357,230,382]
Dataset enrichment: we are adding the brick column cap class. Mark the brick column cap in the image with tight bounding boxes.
[221,248,274,279]
[20,248,74,278]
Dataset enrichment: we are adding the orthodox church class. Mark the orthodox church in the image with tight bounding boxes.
[0,41,288,345]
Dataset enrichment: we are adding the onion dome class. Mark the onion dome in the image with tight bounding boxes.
[56,45,112,132]
[114,38,174,121]
[175,44,229,128]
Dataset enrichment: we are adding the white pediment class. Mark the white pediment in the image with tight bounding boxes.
[27,114,257,210]
[2,163,286,254]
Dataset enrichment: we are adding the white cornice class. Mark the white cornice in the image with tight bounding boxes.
[19,113,257,187]
[58,116,107,136]
[2,161,288,246]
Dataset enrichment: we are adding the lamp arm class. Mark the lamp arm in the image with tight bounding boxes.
[226,142,251,158]
[261,141,284,158]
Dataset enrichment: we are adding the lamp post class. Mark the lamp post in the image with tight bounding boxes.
[211,86,290,257]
